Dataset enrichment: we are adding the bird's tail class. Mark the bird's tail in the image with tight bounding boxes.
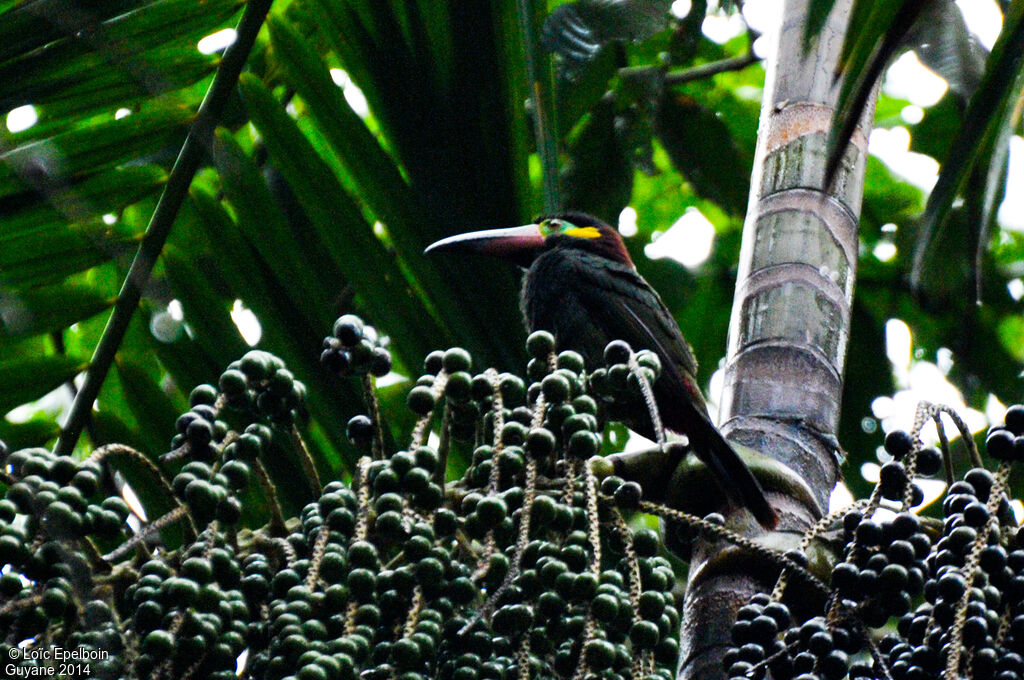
[693,425,777,529]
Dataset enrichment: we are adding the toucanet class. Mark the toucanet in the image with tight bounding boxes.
[426,212,777,528]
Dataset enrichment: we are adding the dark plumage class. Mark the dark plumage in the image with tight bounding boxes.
[426,211,776,527]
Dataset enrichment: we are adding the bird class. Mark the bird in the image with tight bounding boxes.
[425,211,776,528]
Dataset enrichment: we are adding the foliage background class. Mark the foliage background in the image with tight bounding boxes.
[0,0,1022,514]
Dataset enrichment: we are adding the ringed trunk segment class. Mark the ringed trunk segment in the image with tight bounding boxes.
[677,1,877,679]
[722,0,876,521]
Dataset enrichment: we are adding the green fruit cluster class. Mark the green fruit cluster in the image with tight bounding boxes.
[130,539,249,679]
[0,443,129,677]
[0,318,686,680]
[164,348,315,530]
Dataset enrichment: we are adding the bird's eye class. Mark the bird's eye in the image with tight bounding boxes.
[547,219,562,231]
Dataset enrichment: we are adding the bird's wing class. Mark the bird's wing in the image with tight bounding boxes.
[570,257,704,405]
[566,257,778,528]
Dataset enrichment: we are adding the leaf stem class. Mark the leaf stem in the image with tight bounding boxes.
[515,0,560,211]
[54,0,276,455]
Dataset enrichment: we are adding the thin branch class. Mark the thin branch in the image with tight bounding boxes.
[304,526,331,589]
[619,51,761,86]
[89,444,178,505]
[436,405,452,486]
[362,374,385,460]
[638,499,831,596]
[410,372,448,448]
[666,51,761,84]
[290,425,322,497]
[937,406,982,468]
[254,458,288,535]
[54,0,276,455]
[102,505,189,563]
[88,443,196,541]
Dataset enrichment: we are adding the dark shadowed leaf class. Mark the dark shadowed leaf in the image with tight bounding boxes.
[961,116,1012,303]
[115,358,182,455]
[238,73,446,365]
[0,356,87,415]
[309,0,534,374]
[185,189,366,469]
[542,0,671,76]
[912,2,1024,295]
[0,418,60,450]
[0,0,142,64]
[267,15,413,232]
[141,315,225,405]
[0,165,165,234]
[0,0,235,67]
[654,92,749,215]
[211,130,336,330]
[824,0,930,188]
[0,103,191,199]
[839,300,893,502]
[827,0,984,192]
[905,0,986,103]
[908,92,962,162]
[0,0,242,117]
[911,207,975,306]
[0,283,112,338]
[267,13,486,355]
[0,227,136,288]
[667,0,707,65]
[556,48,618,138]
[561,95,634,224]
[162,245,250,370]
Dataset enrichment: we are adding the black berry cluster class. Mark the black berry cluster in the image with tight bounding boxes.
[985,404,1024,462]
[726,596,871,680]
[320,314,392,379]
[0,344,315,675]
[0,318,674,680]
[239,482,368,680]
[65,600,126,678]
[877,463,1023,680]
[218,349,309,425]
[585,339,663,433]
[408,346,481,442]
[724,404,1024,680]
[830,508,931,627]
[332,330,684,680]
[163,347,321,532]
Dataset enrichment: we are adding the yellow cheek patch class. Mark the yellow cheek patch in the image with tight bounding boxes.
[565,226,601,239]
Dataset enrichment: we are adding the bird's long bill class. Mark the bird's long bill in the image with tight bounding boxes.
[424,224,545,267]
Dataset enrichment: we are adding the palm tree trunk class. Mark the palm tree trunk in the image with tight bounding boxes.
[677,0,876,677]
